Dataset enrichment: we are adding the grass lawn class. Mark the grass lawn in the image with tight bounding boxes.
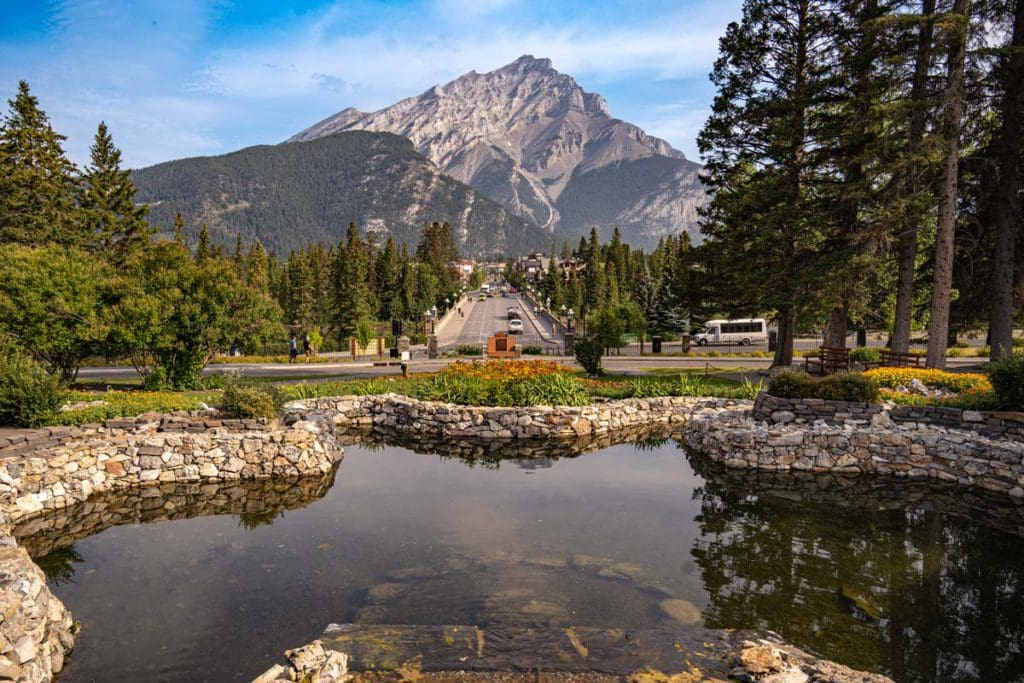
[52,389,222,426]
[50,364,762,427]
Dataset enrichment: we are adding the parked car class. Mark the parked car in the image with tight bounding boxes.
[508,319,524,334]
[478,294,487,301]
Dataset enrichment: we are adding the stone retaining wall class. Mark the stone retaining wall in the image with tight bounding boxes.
[287,393,746,440]
[0,410,343,682]
[0,535,75,683]
[685,404,1024,498]
[1,412,341,525]
[753,392,1024,441]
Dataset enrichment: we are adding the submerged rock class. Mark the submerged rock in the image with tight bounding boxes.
[659,599,702,625]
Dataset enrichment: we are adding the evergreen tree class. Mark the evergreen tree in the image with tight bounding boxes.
[415,221,460,293]
[172,212,185,244]
[925,0,972,368]
[243,242,270,293]
[987,0,1024,359]
[375,235,403,321]
[0,81,81,245]
[78,121,150,262]
[331,223,374,340]
[196,224,211,262]
[698,0,835,367]
[399,243,417,325]
[891,0,938,353]
[542,252,565,311]
[633,260,660,330]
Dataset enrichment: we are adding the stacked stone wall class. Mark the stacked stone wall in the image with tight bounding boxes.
[288,393,744,440]
[753,392,1024,441]
[685,404,1024,498]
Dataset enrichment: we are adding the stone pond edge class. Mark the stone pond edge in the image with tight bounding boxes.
[2,390,1023,681]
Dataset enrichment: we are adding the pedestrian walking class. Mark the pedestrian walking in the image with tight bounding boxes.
[302,335,311,362]
[288,335,298,363]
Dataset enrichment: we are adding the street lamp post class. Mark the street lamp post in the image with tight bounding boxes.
[567,308,575,332]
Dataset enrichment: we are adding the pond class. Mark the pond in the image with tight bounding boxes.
[16,434,1024,682]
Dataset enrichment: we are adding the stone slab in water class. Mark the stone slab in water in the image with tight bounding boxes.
[320,623,745,677]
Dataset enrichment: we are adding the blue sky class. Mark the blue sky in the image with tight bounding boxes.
[0,0,742,168]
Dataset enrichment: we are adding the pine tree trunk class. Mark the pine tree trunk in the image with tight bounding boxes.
[926,0,970,369]
[989,0,1024,361]
[772,305,796,368]
[823,302,849,349]
[892,0,936,354]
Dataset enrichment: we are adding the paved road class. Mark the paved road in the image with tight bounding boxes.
[440,293,561,351]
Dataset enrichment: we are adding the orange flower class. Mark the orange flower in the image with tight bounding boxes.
[440,359,572,381]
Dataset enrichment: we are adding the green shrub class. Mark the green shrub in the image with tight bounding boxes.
[849,347,881,364]
[414,372,590,407]
[455,344,481,356]
[199,372,235,390]
[220,380,283,420]
[989,354,1024,410]
[574,336,604,377]
[50,389,217,426]
[767,370,817,399]
[1013,337,1024,348]
[628,377,665,398]
[513,373,590,406]
[521,345,543,355]
[0,351,63,427]
[735,376,767,400]
[815,372,879,403]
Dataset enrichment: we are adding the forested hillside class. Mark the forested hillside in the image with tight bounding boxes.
[132,131,549,257]
[555,155,705,246]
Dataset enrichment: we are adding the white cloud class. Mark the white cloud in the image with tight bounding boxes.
[197,5,730,104]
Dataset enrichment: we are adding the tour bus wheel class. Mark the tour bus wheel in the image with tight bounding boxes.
[741,338,750,346]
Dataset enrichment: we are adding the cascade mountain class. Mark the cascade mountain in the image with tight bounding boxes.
[132,131,550,257]
[291,55,706,247]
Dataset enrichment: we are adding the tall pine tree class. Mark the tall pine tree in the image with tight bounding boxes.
[0,81,81,246]
[78,121,150,262]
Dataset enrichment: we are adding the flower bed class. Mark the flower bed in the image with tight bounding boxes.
[441,359,571,381]
[863,367,991,393]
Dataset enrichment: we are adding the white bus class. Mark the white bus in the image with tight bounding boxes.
[693,318,768,346]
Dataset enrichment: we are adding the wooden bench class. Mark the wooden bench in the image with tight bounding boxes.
[805,347,850,375]
[862,349,925,369]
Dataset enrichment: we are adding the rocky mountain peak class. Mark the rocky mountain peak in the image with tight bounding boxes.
[505,54,554,73]
[290,56,704,246]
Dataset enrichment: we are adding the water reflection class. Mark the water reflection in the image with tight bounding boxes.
[690,460,1024,682]
[16,474,337,577]
[338,423,679,467]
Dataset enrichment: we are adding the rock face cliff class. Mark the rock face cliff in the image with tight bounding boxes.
[291,55,706,247]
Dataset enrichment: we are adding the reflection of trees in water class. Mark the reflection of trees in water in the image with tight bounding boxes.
[690,462,1024,682]
[35,545,84,586]
[237,509,284,530]
[631,437,674,452]
[349,425,682,470]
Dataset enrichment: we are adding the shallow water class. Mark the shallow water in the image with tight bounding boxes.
[19,437,1024,682]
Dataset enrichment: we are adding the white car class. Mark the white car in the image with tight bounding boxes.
[508,319,524,334]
